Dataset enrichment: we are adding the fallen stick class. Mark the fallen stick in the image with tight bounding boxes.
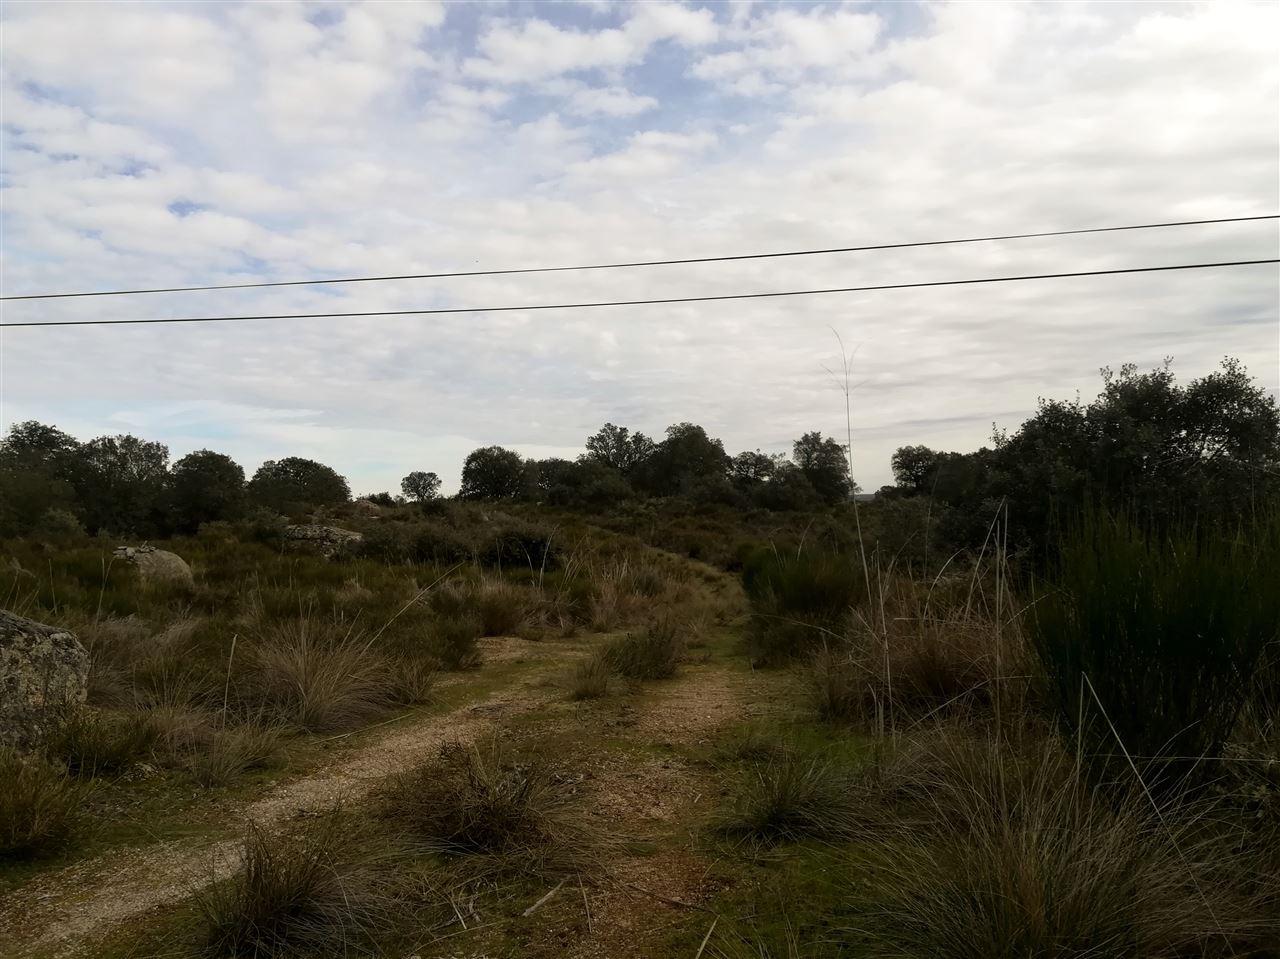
[523,879,565,917]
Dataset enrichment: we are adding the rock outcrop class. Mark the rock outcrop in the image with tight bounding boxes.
[0,610,88,749]
[113,545,195,587]
[284,524,364,557]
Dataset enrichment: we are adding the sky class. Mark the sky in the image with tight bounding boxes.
[1,0,1277,495]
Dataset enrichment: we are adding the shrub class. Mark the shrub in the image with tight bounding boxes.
[379,739,589,875]
[742,548,867,665]
[46,709,158,777]
[604,620,684,680]
[197,816,385,957]
[472,579,528,636]
[426,612,482,670]
[567,649,612,701]
[853,734,1271,957]
[715,746,861,845]
[810,645,864,723]
[245,621,396,733]
[1031,511,1279,788]
[0,747,87,859]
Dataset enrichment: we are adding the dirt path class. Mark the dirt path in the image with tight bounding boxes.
[556,653,795,959]
[0,637,569,959]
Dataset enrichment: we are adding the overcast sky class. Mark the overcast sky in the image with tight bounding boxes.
[1,1,1277,494]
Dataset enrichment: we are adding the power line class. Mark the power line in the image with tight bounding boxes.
[2,258,1274,329]
[2,214,1275,302]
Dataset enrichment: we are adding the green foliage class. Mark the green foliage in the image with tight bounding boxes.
[1031,511,1279,787]
[400,470,441,503]
[604,620,684,680]
[73,433,171,535]
[170,449,246,533]
[0,747,88,859]
[458,445,526,500]
[634,422,730,496]
[426,610,483,669]
[792,431,853,503]
[248,457,350,513]
[583,422,654,474]
[741,548,866,665]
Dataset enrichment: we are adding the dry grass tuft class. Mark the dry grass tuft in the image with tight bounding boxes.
[245,620,397,733]
[45,708,159,777]
[186,723,285,789]
[0,747,88,859]
[853,732,1273,958]
[197,815,388,957]
[604,619,685,681]
[716,744,862,845]
[566,648,612,701]
[378,738,594,877]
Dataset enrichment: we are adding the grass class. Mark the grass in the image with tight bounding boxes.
[604,619,685,680]
[45,709,159,777]
[715,743,862,845]
[567,648,612,700]
[378,737,593,877]
[851,731,1273,958]
[244,620,399,733]
[1,747,88,859]
[196,814,388,957]
[185,723,285,789]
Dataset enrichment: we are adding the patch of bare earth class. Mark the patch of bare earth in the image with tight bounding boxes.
[0,635,561,959]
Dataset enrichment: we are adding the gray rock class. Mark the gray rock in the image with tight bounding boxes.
[284,524,364,558]
[0,610,88,749]
[113,545,195,587]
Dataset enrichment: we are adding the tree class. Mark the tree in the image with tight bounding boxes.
[731,450,780,491]
[756,462,821,511]
[459,446,525,500]
[793,431,852,504]
[634,423,730,496]
[0,421,80,535]
[248,457,350,513]
[169,450,245,533]
[401,470,442,503]
[891,445,940,493]
[582,423,655,475]
[74,434,170,535]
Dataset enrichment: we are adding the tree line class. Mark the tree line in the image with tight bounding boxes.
[1,357,1274,552]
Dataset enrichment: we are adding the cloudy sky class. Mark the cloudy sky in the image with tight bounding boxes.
[1,1,1277,494]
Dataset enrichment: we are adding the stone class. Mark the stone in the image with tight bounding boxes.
[113,545,195,587]
[0,610,88,749]
[284,524,364,558]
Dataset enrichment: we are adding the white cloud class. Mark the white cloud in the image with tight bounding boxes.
[464,2,716,83]
[1,1,1276,495]
[566,86,659,117]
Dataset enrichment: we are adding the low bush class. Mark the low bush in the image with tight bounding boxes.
[426,612,482,670]
[0,747,87,859]
[742,548,867,665]
[472,579,528,636]
[604,620,685,680]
